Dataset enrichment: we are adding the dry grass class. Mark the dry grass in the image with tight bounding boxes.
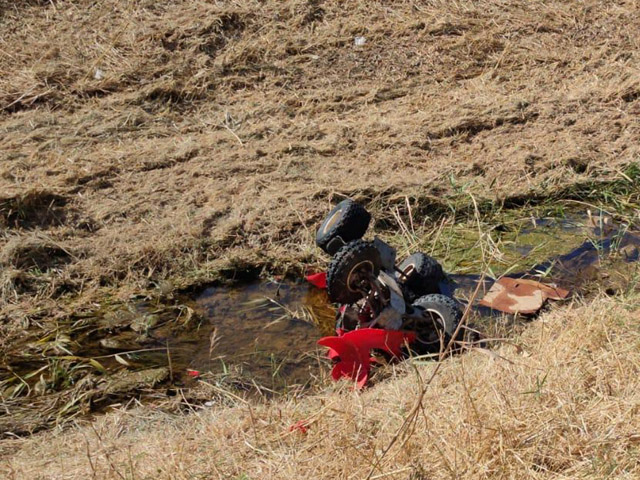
[2,295,640,479]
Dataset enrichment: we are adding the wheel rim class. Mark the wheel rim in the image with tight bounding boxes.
[346,260,375,293]
[415,308,447,346]
[321,208,344,235]
[401,262,415,280]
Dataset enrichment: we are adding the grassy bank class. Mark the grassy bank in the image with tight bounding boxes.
[3,294,640,479]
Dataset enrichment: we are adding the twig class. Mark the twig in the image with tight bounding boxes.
[221,123,244,146]
[90,423,126,480]
[166,340,173,383]
[370,467,413,479]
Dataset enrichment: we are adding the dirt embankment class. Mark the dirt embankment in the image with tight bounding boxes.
[1,1,639,344]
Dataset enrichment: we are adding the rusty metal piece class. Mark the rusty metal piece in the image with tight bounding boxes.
[479,277,569,314]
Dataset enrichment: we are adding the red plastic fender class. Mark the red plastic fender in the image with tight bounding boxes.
[318,328,416,388]
[305,272,327,289]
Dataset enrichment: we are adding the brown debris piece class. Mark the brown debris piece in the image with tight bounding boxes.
[479,277,569,315]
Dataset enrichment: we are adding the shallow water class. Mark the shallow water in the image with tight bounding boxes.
[172,281,335,390]
[80,282,337,391]
[443,213,640,302]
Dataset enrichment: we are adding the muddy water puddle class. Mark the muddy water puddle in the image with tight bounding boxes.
[0,283,336,435]
[175,282,335,390]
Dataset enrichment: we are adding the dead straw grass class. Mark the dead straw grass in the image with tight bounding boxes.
[3,295,640,479]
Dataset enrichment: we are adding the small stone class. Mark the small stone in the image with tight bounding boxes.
[620,244,639,261]
[157,280,174,296]
[130,313,159,333]
[100,308,136,329]
[99,333,139,350]
[100,367,169,395]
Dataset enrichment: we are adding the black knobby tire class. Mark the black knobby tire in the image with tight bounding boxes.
[326,240,381,304]
[407,294,463,355]
[316,200,371,255]
[398,252,444,297]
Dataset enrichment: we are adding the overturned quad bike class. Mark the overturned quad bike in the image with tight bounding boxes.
[315,199,465,387]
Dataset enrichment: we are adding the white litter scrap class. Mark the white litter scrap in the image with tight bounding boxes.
[354,36,366,46]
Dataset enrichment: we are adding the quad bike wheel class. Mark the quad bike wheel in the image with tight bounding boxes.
[316,199,371,255]
[406,294,463,355]
[397,252,444,297]
[327,240,381,304]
